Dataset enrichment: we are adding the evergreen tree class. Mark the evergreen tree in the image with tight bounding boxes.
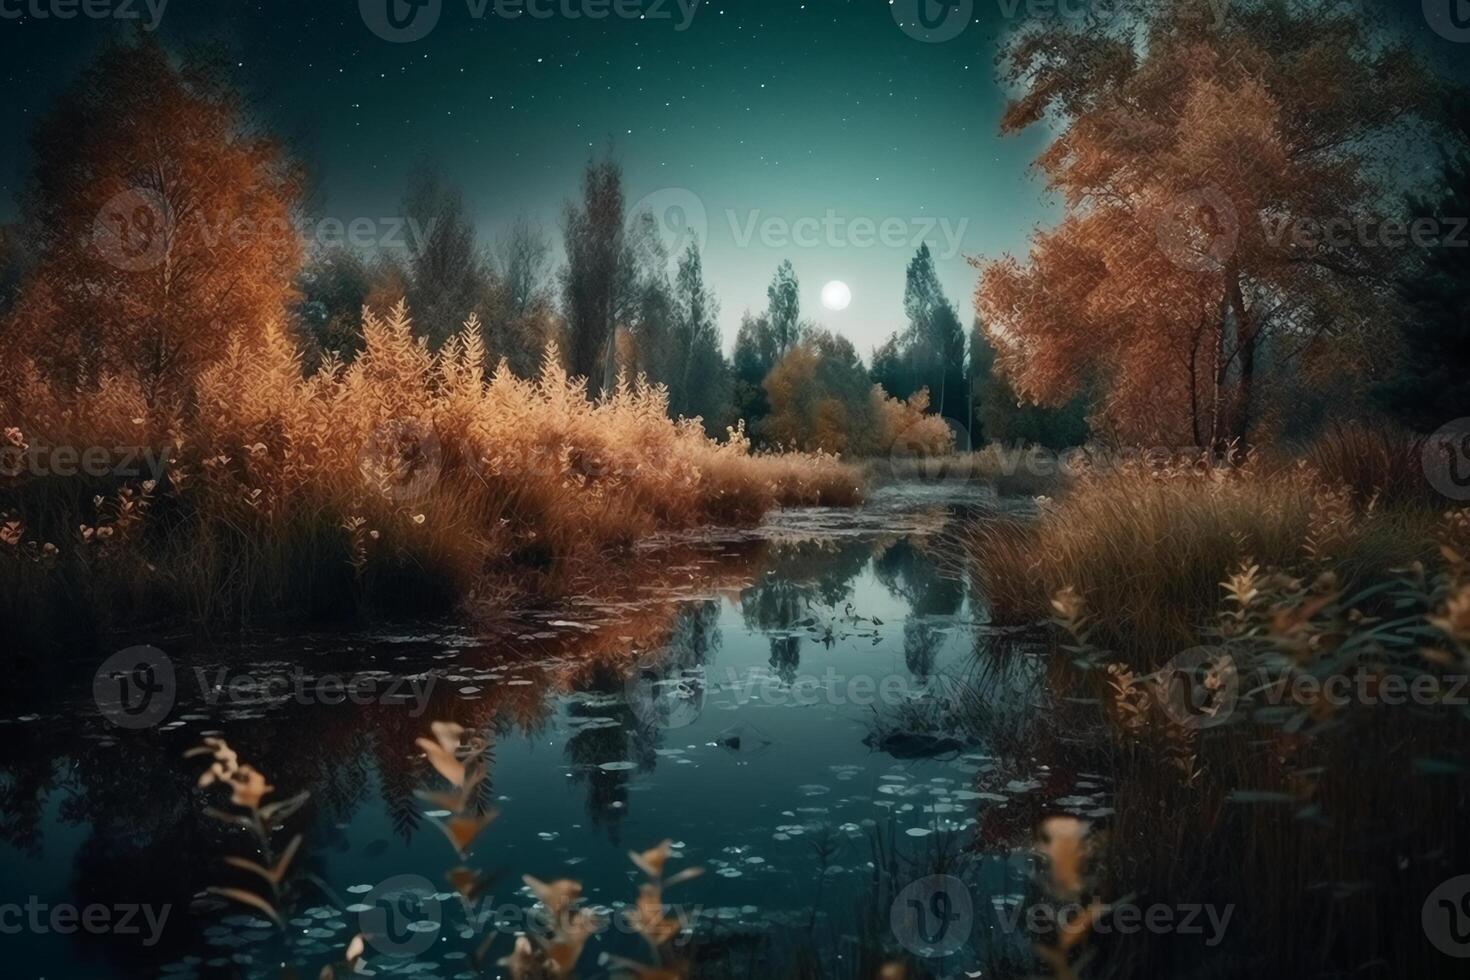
[901,244,966,423]
[732,311,776,437]
[1376,98,1470,431]
[671,243,732,435]
[561,153,634,397]
[766,259,803,355]
[402,167,492,349]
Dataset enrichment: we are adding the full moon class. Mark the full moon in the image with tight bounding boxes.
[821,280,852,311]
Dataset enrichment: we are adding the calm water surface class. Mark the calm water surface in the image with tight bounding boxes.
[0,484,1108,978]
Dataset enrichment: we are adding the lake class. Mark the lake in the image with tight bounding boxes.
[0,483,1115,978]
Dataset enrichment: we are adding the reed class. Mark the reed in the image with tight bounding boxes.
[0,303,861,646]
[965,453,1444,669]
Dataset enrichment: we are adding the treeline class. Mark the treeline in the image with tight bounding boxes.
[0,32,1083,459]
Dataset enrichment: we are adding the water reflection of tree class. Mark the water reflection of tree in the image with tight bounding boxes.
[738,538,875,682]
[565,601,723,841]
[739,538,874,630]
[903,619,941,679]
[874,538,964,616]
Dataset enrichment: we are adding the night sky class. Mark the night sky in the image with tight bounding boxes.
[0,0,1464,354]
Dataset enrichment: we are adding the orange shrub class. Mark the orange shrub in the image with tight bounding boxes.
[0,302,860,636]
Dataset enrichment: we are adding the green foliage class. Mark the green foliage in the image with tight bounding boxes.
[869,245,967,425]
[1376,96,1470,432]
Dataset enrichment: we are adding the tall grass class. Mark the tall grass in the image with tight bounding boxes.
[1030,557,1470,978]
[966,453,1443,668]
[0,304,860,646]
[1300,420,1435,507]
[957,430,1470,975]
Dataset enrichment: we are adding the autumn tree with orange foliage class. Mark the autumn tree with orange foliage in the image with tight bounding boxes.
[5,35,303,413]
[975,1,1434,445]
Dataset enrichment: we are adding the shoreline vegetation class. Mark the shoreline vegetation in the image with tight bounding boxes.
[0,304,866,651]
[958,427,1470,978]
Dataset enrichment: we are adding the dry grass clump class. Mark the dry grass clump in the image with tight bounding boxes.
[966,456,1441,668]
[0,303,859,643]
[1299,420,1435,507]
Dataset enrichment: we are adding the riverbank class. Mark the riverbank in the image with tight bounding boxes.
[0,307,862,653]
[959,434,1470,977]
